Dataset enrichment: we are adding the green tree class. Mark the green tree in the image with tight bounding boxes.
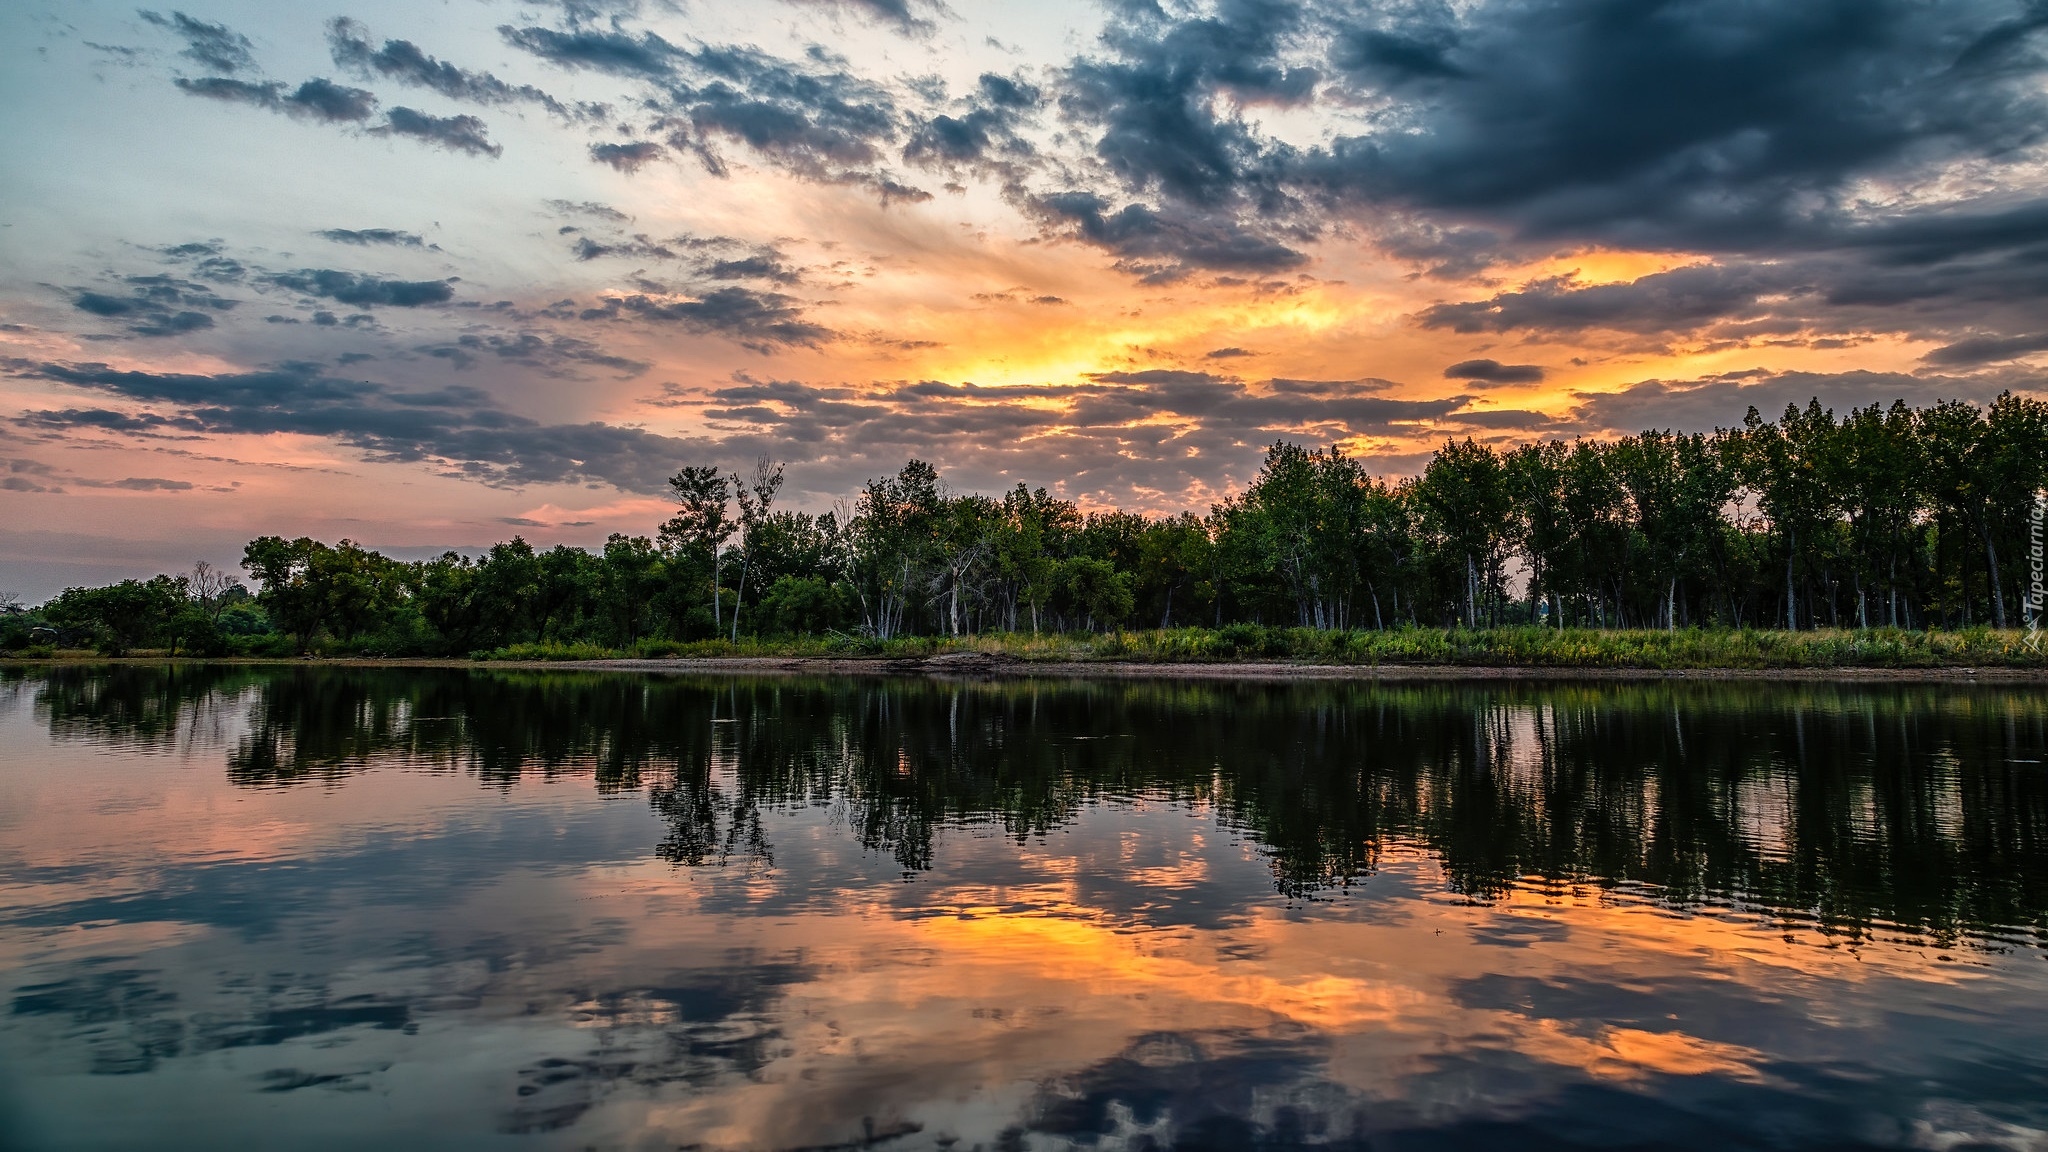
[45,576,188,655]
[242,536,329,652]
[1978,391,2048,628]
[989,484,1076,633]
[849,460,945,639]
[1061,556,1133,631]
[600,534,665,646]
[1739,403,1838,630]
[728,456,786,641]
[660,466,736,633]
[1827,401,1925,627]
[534,544,598,643]
[1414,439,1513,627]
[756,575,852,636]
[1506,441,1569,624]
[1136,513,1213,629]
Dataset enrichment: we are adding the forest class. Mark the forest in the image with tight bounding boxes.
[4,392,2045,660]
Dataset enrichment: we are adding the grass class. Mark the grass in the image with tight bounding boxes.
[470,625,2048,670]
[8,625,2038,670]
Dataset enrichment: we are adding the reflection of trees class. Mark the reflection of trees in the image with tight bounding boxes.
[27,667,2048,943]
[31,664,261,753]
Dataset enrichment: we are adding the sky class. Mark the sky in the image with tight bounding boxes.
[3,0,2046,598]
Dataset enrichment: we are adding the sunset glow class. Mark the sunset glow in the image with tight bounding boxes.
[5,0,2045,596]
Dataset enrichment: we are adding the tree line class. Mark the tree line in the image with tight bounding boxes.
[4,392,2044,656]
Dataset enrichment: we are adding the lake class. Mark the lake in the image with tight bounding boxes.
[1,666,2045,1151]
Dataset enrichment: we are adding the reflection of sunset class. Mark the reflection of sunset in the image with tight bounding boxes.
[907,904,1425,1030]
[6,672,2045,1149]
[1523,1022,1765,1082]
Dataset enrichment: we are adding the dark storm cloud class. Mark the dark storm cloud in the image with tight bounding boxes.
[154,240,247,281]
[1017,0,1326,273]
[416,331,651,378]
[317,229,425,248]
[265,269,456,307]
[1445,358,1545,384]
[17,360,707,493]
[1418,248,2048,351]
[1020,0,2048,341]
[69,275,237,337]
[502,25,921,199]
[1061,0,1315,205]
[1028,192,1306,280]
[1417,264,1797,336]
[699,370,1464,455]
[174,76,379,122]
[544,199,630,223]
[278,77,380,122]
[591,286,833,352]
[497,25,684,79]
[139,10,255,74]
[589,140,665,171]
[569,233,676,261]
[783,0,943,36]
[1307,0,2048,248]
[376,108,502,157]
[1922,332,2048,366]
[680,47,901,176]
[18,408,180,435]
[660,366,1484,503]
[902,73,1043,173]
[170,55,505,158]
[327,18,569,115]
[559,228,795,278]
[703,255,800,284]
[902,111,998,164]
[171,76,284,110]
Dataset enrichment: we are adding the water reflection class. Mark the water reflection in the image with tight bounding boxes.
[1,665,2046,1150]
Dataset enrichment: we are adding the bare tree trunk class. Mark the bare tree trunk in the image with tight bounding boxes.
[731,552,748,643]
[1983,524,2008,628]
[1785,530,1798,631]
[1465,553,1477,628]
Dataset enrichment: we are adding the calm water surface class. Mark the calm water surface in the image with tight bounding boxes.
[2,666,2046,1151]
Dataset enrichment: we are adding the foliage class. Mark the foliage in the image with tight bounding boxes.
[7,391,2046,661]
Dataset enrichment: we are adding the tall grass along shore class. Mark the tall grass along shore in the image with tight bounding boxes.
[106,625,2022,670]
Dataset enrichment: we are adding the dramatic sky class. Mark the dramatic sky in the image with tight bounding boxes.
[4,0,2047,596]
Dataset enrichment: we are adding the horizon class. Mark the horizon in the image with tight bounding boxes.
[5,0,2047,600]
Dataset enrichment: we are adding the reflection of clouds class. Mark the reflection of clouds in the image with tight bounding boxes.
[5,672,2048,1147]
[1518,1021,1764,1082]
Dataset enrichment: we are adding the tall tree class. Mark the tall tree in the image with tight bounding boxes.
[1414,439,1512,627]
[660,466,736,633]
[849,460,944,639]
[1739,403,1837,630]
[728,456,786,642]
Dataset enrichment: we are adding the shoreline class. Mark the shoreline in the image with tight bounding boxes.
[6,653,2046,683]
